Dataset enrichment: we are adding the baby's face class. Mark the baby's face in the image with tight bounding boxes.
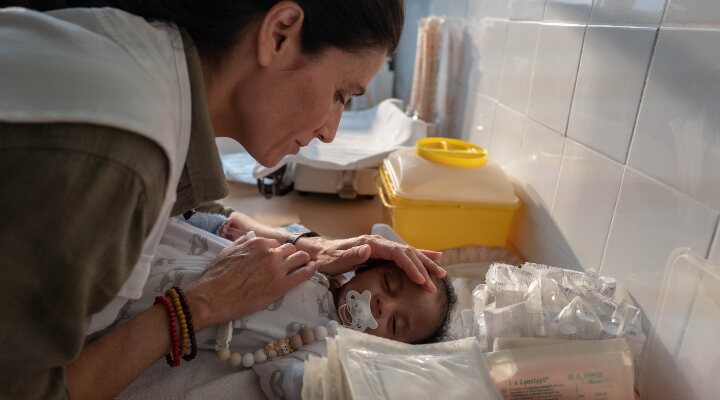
[335,263,443,343]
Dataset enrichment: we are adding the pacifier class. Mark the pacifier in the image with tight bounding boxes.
[338,289,378,332]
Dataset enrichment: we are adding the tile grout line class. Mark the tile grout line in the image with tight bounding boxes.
[597,165,629,274]
[659,0,671,27]
[707,216,720,260]
[550,16,590,215]
[562,21,589,138]
[625,164,719,212]
[622,23,661,165]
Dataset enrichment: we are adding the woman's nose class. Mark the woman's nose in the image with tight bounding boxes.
[316,108,342,143]
[315,127,334,143]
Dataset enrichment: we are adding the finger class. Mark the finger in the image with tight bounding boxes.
[420,250,443,261]
[226,219,243,229]
[339,244,372,268]
[391,247,426,285]
[271,243,298,258]
[418,251,447,277]
[222,226,245,240]
[322,244,372,276]
[284,262,318,289]
[283,250,311,269]
[407,250,436,293]
[233,234,255,246]
[254,237,281,248]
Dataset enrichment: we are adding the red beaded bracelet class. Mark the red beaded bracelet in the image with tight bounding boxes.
[166,289,189,356]
[154,295,181,367]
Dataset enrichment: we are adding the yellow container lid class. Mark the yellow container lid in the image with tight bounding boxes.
[382,140,518,206]
[415,137,488,168]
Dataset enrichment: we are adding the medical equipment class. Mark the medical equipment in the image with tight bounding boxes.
[377,138,520,251]
[407,17,443,125]
[485,338,635,400]
[254,99,426,199]
[302,327,502,400]
[338,290,378,332]
[475,263,646,360]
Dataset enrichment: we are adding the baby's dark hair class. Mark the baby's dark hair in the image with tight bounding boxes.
[414,275,457,345]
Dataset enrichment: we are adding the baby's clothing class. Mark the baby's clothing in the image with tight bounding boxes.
[117,217,339,399]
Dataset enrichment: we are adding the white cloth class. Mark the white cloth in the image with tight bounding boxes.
[116,220,339,399]
[0,7,193,334]
[118,351,266,400]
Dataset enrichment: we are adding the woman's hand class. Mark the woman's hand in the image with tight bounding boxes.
[184,234,316,330]
[295,235,446,293]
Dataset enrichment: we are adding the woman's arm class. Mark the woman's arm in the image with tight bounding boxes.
[225,211,446,293]
[66,304,172,399]
[66,235,317,399]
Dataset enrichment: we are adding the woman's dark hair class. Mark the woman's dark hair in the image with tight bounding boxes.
[415,275,457,345]
[7,0,404,65]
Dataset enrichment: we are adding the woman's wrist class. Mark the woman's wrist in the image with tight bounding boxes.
[182,289,212,332]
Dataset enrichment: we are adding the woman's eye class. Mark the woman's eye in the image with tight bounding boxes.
[391,316,396,335]
[384,274,390,293]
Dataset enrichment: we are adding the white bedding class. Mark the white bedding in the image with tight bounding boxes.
[118,351,265,400]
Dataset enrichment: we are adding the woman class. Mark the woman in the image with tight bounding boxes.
[0,1,445,399]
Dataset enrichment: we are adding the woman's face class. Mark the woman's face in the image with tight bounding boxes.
[208,44,387,167]
[335,264,444,344]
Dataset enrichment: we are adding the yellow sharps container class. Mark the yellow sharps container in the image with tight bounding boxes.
[378,138,520,251]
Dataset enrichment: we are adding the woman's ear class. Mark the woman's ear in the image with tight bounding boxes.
[256,1,304,68]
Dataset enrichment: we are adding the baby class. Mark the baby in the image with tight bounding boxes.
[116,214,456,399]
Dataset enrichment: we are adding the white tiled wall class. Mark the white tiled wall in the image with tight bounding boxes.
[397,0,720,377]
[567,26,656,162]
[526,23,585,133]
[498,21,540,113]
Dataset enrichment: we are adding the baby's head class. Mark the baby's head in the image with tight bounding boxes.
[333,261,456,344]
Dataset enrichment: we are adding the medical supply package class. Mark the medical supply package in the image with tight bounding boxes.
[474,263,646,362]
[302,327,502,400]
[485,338,635,400]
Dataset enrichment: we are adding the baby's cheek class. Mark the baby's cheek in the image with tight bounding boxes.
[365,326,390,339]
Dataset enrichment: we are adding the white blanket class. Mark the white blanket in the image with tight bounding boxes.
[118,351,264,400]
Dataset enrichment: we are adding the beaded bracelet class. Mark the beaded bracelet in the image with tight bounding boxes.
[166,289,189,356]
[154,295,181,367]
[171,286,198,361]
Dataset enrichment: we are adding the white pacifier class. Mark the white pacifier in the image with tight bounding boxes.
[338,290,378,332]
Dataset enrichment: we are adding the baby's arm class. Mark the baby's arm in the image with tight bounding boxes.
[184,212,228,236]
[219,217,246,241]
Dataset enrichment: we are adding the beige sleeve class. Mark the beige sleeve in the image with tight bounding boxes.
[0,122,168,399]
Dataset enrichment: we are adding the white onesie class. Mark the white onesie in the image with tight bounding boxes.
[115,218,340,399]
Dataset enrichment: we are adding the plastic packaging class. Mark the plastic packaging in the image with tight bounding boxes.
[493,337,577,351]
[485,338,635,400]
[476,263,645,358]
[302,327,502,400]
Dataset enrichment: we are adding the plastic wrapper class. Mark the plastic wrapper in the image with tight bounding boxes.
[302,327,502,400]
[474,263,646,359]
[485,338,635,400]
[554,297,603,340]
